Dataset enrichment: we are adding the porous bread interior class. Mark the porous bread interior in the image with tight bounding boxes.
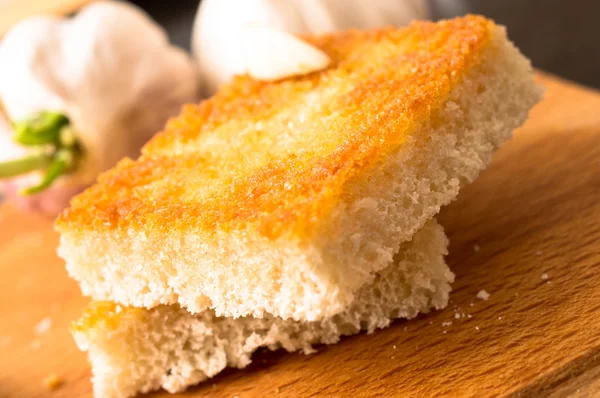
[59,25,541,321]
[73,219,452,398]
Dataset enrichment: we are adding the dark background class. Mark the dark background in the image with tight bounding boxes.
[129,0,600,89]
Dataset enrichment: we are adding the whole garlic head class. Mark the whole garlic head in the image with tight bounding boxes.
[0,1,199,181]
[193,0,429,95]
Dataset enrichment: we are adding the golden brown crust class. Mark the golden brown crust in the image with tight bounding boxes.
[57,16,492,238]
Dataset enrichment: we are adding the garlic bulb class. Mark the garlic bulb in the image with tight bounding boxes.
[193,0,429,95]
[0,1,198,210]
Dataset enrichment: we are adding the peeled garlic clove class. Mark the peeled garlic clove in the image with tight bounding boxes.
[242,25,331,81]
[193,0,429,94]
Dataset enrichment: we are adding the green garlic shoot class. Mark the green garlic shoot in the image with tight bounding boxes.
[0,111,80,195]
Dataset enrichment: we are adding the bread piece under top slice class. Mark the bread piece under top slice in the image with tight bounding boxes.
[57,16,541,321]
[72,219,452,398]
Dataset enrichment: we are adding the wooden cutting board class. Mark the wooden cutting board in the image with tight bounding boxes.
[1,74,599,398]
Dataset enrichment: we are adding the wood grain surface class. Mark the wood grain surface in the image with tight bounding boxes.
[1,74,599,398]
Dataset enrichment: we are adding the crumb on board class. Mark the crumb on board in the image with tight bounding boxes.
[442,321,452,327]
[443,330,447,334]
[393,345,397,349]
[536,250,543,256]
[469,302,474,307]
[453,307,466,318]
[498,316,502,320]
[475,326,480,331]
[541,273,549,280]
[476,290,490,301]
[473,244,480,252]
[43,373,62,390]
[34,317,53,335]
[467,314,472,318]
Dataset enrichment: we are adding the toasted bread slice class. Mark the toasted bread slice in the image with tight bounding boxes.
[73,220,452,398]
[57,16,540,321]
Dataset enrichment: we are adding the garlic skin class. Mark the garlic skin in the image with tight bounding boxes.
[193,0,429,95]
[0,1,199,183]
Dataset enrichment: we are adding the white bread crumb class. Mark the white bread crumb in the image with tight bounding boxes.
[475,326,480,331]
[541,273,549,280]
[59,21,541,324]
[442,321,452,327]
[34,318,52,335]
[476,290,490,301]
[74,220,454,398]
[67,21,541,398]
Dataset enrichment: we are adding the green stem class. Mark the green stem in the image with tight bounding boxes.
[0,111,82,194]
[0,152,52,179]
[12,111,69,146]
[21,149,75,195]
